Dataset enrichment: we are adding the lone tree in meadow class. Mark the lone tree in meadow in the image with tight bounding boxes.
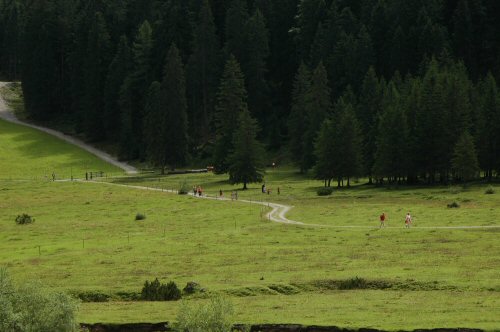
[228,109,265,190]
[452,131,479,182]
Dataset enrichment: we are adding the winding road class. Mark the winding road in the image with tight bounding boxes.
[2,82,499,230]
[0,82,137,174]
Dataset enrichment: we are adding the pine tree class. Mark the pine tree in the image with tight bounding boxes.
[288,63,312,171]
[452,131,479,182]
[357,66,383,183]
[143,81,164,169]
[83,12,111,141]
[119,20,153,159]
[313,118,336,186]
[151,0,192,77]
[335,100,363,186]
[243,9,270,128]
[160,44,189,170]
[301,61,332,172]
[20,1,59,121]
[214,55,248,173]
[228,109,266,189]
[186,0,220,141]
[104,35,132,139]
[292,0,327,62]
[224,0,249,63]
[372,82,409,183]
[415,58,447,183]
[476,72,500,180]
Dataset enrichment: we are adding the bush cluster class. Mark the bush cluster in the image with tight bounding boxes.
[485,186,495,194]
[175,295,234,332]
[316,187,334,196]
[135,213,146,221]
[141,278,181,301]
[15,213,34,225]
[178,179,190,195]
[338,277,368,290]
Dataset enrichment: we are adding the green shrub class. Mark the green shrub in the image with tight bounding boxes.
[174,295,234,332]
[316,187,333,196]
[141,278,181,301]
[178,179,190,195]
[76,291,110,302]
[0,268,79,332]
[447,201,460,208]
[485,186,495,194]
[183,281,203,295]
[135,213,146,221]
[15,213,34,225]
[339,277,368,290]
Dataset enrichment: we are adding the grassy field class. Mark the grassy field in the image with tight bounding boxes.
[0,119,122,179]
[0,107,499,329]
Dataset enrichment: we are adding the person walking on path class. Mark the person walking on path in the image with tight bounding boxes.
[219,189,223,197]
[405,212,412,228]
[379,212,386,228]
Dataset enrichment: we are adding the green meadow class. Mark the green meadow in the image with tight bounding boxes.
[0,119,122,179]
[0,117,499,330]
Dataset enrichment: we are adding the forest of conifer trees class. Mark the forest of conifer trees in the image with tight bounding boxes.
[0,0,499,184]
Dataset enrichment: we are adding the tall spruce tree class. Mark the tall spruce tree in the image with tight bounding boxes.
[224,0,249,63]
[243,9,270,127]
[288,62,311,172]
[476,72,500,179]
[159,44,189,170]
[335,100,363,186]
[186,0,220,141]
[452,131,479,182]
[313,118,336,186]
[228,109,266,189]
[119,20,153,159]
[415,58,447,183]
[301,61,331,172]
[143,81,165,170]
[21,1,59,121]
[372,82,409,183]
[214,55,248,173]
[104,35,132,139]
[83,12,111,141]
[292,0,327,62]
[357,66,383,183]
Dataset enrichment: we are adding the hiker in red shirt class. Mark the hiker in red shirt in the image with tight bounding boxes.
[379,212,386,228]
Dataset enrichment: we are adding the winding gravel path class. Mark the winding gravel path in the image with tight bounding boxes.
[81,180,500,230]
[0,82,137,174]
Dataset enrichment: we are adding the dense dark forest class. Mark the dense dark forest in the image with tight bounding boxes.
[0,0,499,184]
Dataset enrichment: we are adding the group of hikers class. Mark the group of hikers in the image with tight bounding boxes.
[193,186,239,201]
[261,183,280,195]
[379,212,413,228]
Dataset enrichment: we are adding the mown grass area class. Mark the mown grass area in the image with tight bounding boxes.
[0,107,498,329]
[0,119,122,179]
